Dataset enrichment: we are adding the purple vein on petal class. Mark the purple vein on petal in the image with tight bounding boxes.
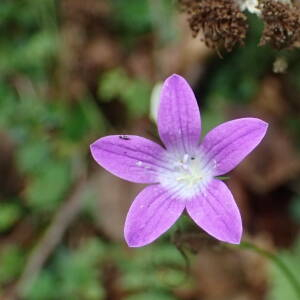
[125,185,185,247]
[90,135,170,183]
[158,74,201,153]
[202,124,252,156]
[201,119,267,175]
[99,147,167,171]
[113,143,171,168]
[141,187,185,231]
[187,179,242,244]
[98,141,173,172]
[203,185,233,234]
[142,191,177,239]
[199,129,249,172]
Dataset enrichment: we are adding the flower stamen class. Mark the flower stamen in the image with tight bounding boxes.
[159,151,213,199]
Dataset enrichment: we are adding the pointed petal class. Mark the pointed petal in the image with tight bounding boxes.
[201,118,268,176]
[186,179,242,244]
[124,185,185,247]
[90,135,167,184]
[158,74,201,152]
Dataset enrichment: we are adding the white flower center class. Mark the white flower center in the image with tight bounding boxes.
[158,150,214,200]
[235,0,292,15]
[235,0,261,15]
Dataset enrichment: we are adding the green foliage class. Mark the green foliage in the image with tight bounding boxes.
[1,31,57,75]
[111,0,177,44]
[267,238,300,300]
[99,68,151,117]
[17,139,51,174]
[61,99,107,143]
[22,238,190,300]
[111,0,152,36]
[200,99,226,135]
[0,203,22,232]
[23,271,58,300]
[25,159,71,212]
[23,237,190,300]
[0,245,25,284]
[24,239,106,300]
[147,0,179,43]
[0,0,57,77]
[125,291,179,300]
[289,195,300,224]
[56,240,106,300]
[207,14,276,104]
[116,243,192,292]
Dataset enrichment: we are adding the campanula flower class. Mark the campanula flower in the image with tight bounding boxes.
[90,74,268,247]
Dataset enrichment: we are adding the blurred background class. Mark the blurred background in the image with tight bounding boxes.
[0,0,300,299]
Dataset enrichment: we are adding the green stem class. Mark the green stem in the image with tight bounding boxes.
[238,241,300,299]
[216,176,230,181]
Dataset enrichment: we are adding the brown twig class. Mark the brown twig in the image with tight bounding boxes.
[14,172,98,299]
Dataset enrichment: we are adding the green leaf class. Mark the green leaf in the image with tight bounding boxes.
[267,238,300,300]
[17,139,51,174]
[111,0,151,35]
[289,195,300,223]
[206,14,275,104]
[25,159,71,212]
[119,243,189,291]
[62,100,106,142]
[0,203,22,232]
[57,239,106,300]
[23,271,59,300]
[98,68,129,101]
[125,291,178,300]
[123,79,151,117]
[98,68,151,117]
[0,245,25,284]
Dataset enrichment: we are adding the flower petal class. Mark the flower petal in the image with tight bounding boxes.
[201,118,268,176]
[158,74,201,152]
[90,135,167,184]
[186,179,242,244]
[124,184,185,247]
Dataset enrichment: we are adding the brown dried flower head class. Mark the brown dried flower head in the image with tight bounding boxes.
[259,0,300,49]
[179,0,248,52]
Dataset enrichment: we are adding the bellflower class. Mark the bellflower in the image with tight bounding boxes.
[90,74,268,247]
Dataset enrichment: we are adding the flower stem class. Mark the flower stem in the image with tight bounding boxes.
[216,176,230,181]
[238,241,300,299]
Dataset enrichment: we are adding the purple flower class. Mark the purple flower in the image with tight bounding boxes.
[90,74,268,247]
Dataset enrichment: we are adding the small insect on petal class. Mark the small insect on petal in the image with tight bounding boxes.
[119,135,130,140]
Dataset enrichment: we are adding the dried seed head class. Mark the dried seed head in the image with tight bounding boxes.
[259,0,300,49]
[178,0,248,52]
